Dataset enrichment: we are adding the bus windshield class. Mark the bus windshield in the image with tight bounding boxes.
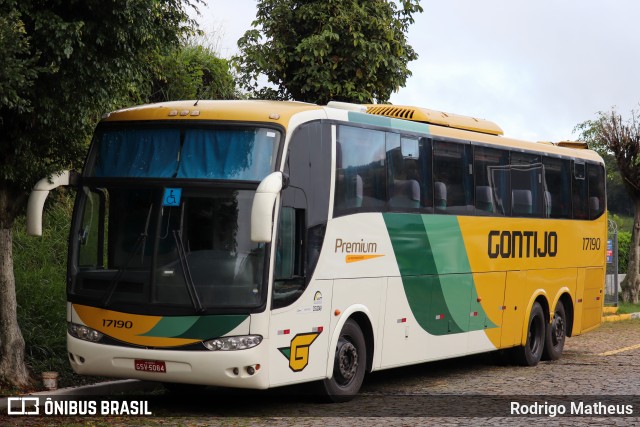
[70,123,282,314]
[87,125,280,181]
[73,186,266,313]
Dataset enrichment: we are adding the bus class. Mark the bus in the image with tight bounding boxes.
[27,100,607,401]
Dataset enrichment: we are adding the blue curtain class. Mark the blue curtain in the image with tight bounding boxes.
[177,129,274,180]
[94,129,180,177]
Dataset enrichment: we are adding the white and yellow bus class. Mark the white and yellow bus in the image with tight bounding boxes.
[27,100,606,401]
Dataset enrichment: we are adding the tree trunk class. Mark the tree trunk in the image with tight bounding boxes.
[621,199,640,304]
[0,227,33,388]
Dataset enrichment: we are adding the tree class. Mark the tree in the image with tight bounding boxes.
[234,0,423,104]
[576,107,640,303]
[0,0,199,388]
[145,42,238,103]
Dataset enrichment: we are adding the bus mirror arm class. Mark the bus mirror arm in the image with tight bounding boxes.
[251,172,285,243]
[26,170,77,236]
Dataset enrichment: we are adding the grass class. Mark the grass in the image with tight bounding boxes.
[10,191,103,393]
[615,301,640,314]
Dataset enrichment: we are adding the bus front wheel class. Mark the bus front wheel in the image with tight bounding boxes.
[513,302,545,366]
[321,319,366,402]
[542,300,566,360]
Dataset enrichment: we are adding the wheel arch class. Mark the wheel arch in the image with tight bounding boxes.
[520,290,549,346]
[557,291,575,338]
[325,305,375,378]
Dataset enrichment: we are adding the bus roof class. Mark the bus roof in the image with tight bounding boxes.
[101,100,603,164]
[365,104,504,136]
[360,103,602,164]
[101,100,323,127]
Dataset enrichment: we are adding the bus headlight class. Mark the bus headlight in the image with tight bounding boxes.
[203,335,262,351]
[68,322,103,343]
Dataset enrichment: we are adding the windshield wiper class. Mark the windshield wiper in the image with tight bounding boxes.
[172,230,205,313]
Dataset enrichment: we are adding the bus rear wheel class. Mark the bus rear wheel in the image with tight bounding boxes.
[542,300,566,360]
[321,319,366,402]
[513,302,545,366]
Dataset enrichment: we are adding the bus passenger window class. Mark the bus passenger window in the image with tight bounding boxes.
[273,206,306,309]
[572,161,588,219]
[542,157,571,219]
[387,134,424,211]
[335,126,386,215]
[588,163,606,219]
[433,140,473,214]
[510,152,542,217]
[473,146,509,215]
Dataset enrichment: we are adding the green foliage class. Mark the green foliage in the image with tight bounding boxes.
[574,108,640,201]
[0,10,40,115]
[610,213,634,233]
[12,193,101,388]
[616,300,640,314]
[0,0,200,226]
[234,0,423,104]
[617,230,631,274]
[599,154,634,217]
[145,42,237,103]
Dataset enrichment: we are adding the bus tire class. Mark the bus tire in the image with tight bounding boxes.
[542,300,566,361]
[513,302,545,366]
[321,319,366,402]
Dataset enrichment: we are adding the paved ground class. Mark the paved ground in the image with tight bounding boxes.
[2,318,640,426]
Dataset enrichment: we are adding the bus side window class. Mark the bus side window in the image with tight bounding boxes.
[588,163,606,219]
[273,206,306,309]
[510,152,543,217]
[387,133,424,211]
[572,161,588,219]
[473,146,509,216]
[433,140,473,214]
[542,157,571,219]
[335,125,386,215]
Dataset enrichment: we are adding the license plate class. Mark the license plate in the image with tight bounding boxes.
[134,359,166,373]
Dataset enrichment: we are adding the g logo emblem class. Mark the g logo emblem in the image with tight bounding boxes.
[278,332,321,372]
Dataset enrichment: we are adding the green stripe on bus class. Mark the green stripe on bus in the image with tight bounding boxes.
[141,315,248,339]
[383,213,495,335]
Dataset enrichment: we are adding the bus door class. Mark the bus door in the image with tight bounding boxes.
[268,207,331,387]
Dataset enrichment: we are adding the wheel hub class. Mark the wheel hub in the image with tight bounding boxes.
[336,339,358,384]
[552,316,565,345]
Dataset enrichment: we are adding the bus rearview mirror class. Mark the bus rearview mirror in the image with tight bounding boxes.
[27,170,73,236]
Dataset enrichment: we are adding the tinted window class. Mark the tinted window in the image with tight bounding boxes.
[511,152,543,217]
[572,161,588,219]
[335,126,386,214]
[588,163,606,219]
[474,146,510,215]
[387,134,432,211]
[542,157,571,218]
[433,140,473,214]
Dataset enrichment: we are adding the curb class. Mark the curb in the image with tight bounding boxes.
[602,311,640,323]
[0,379,161,412]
